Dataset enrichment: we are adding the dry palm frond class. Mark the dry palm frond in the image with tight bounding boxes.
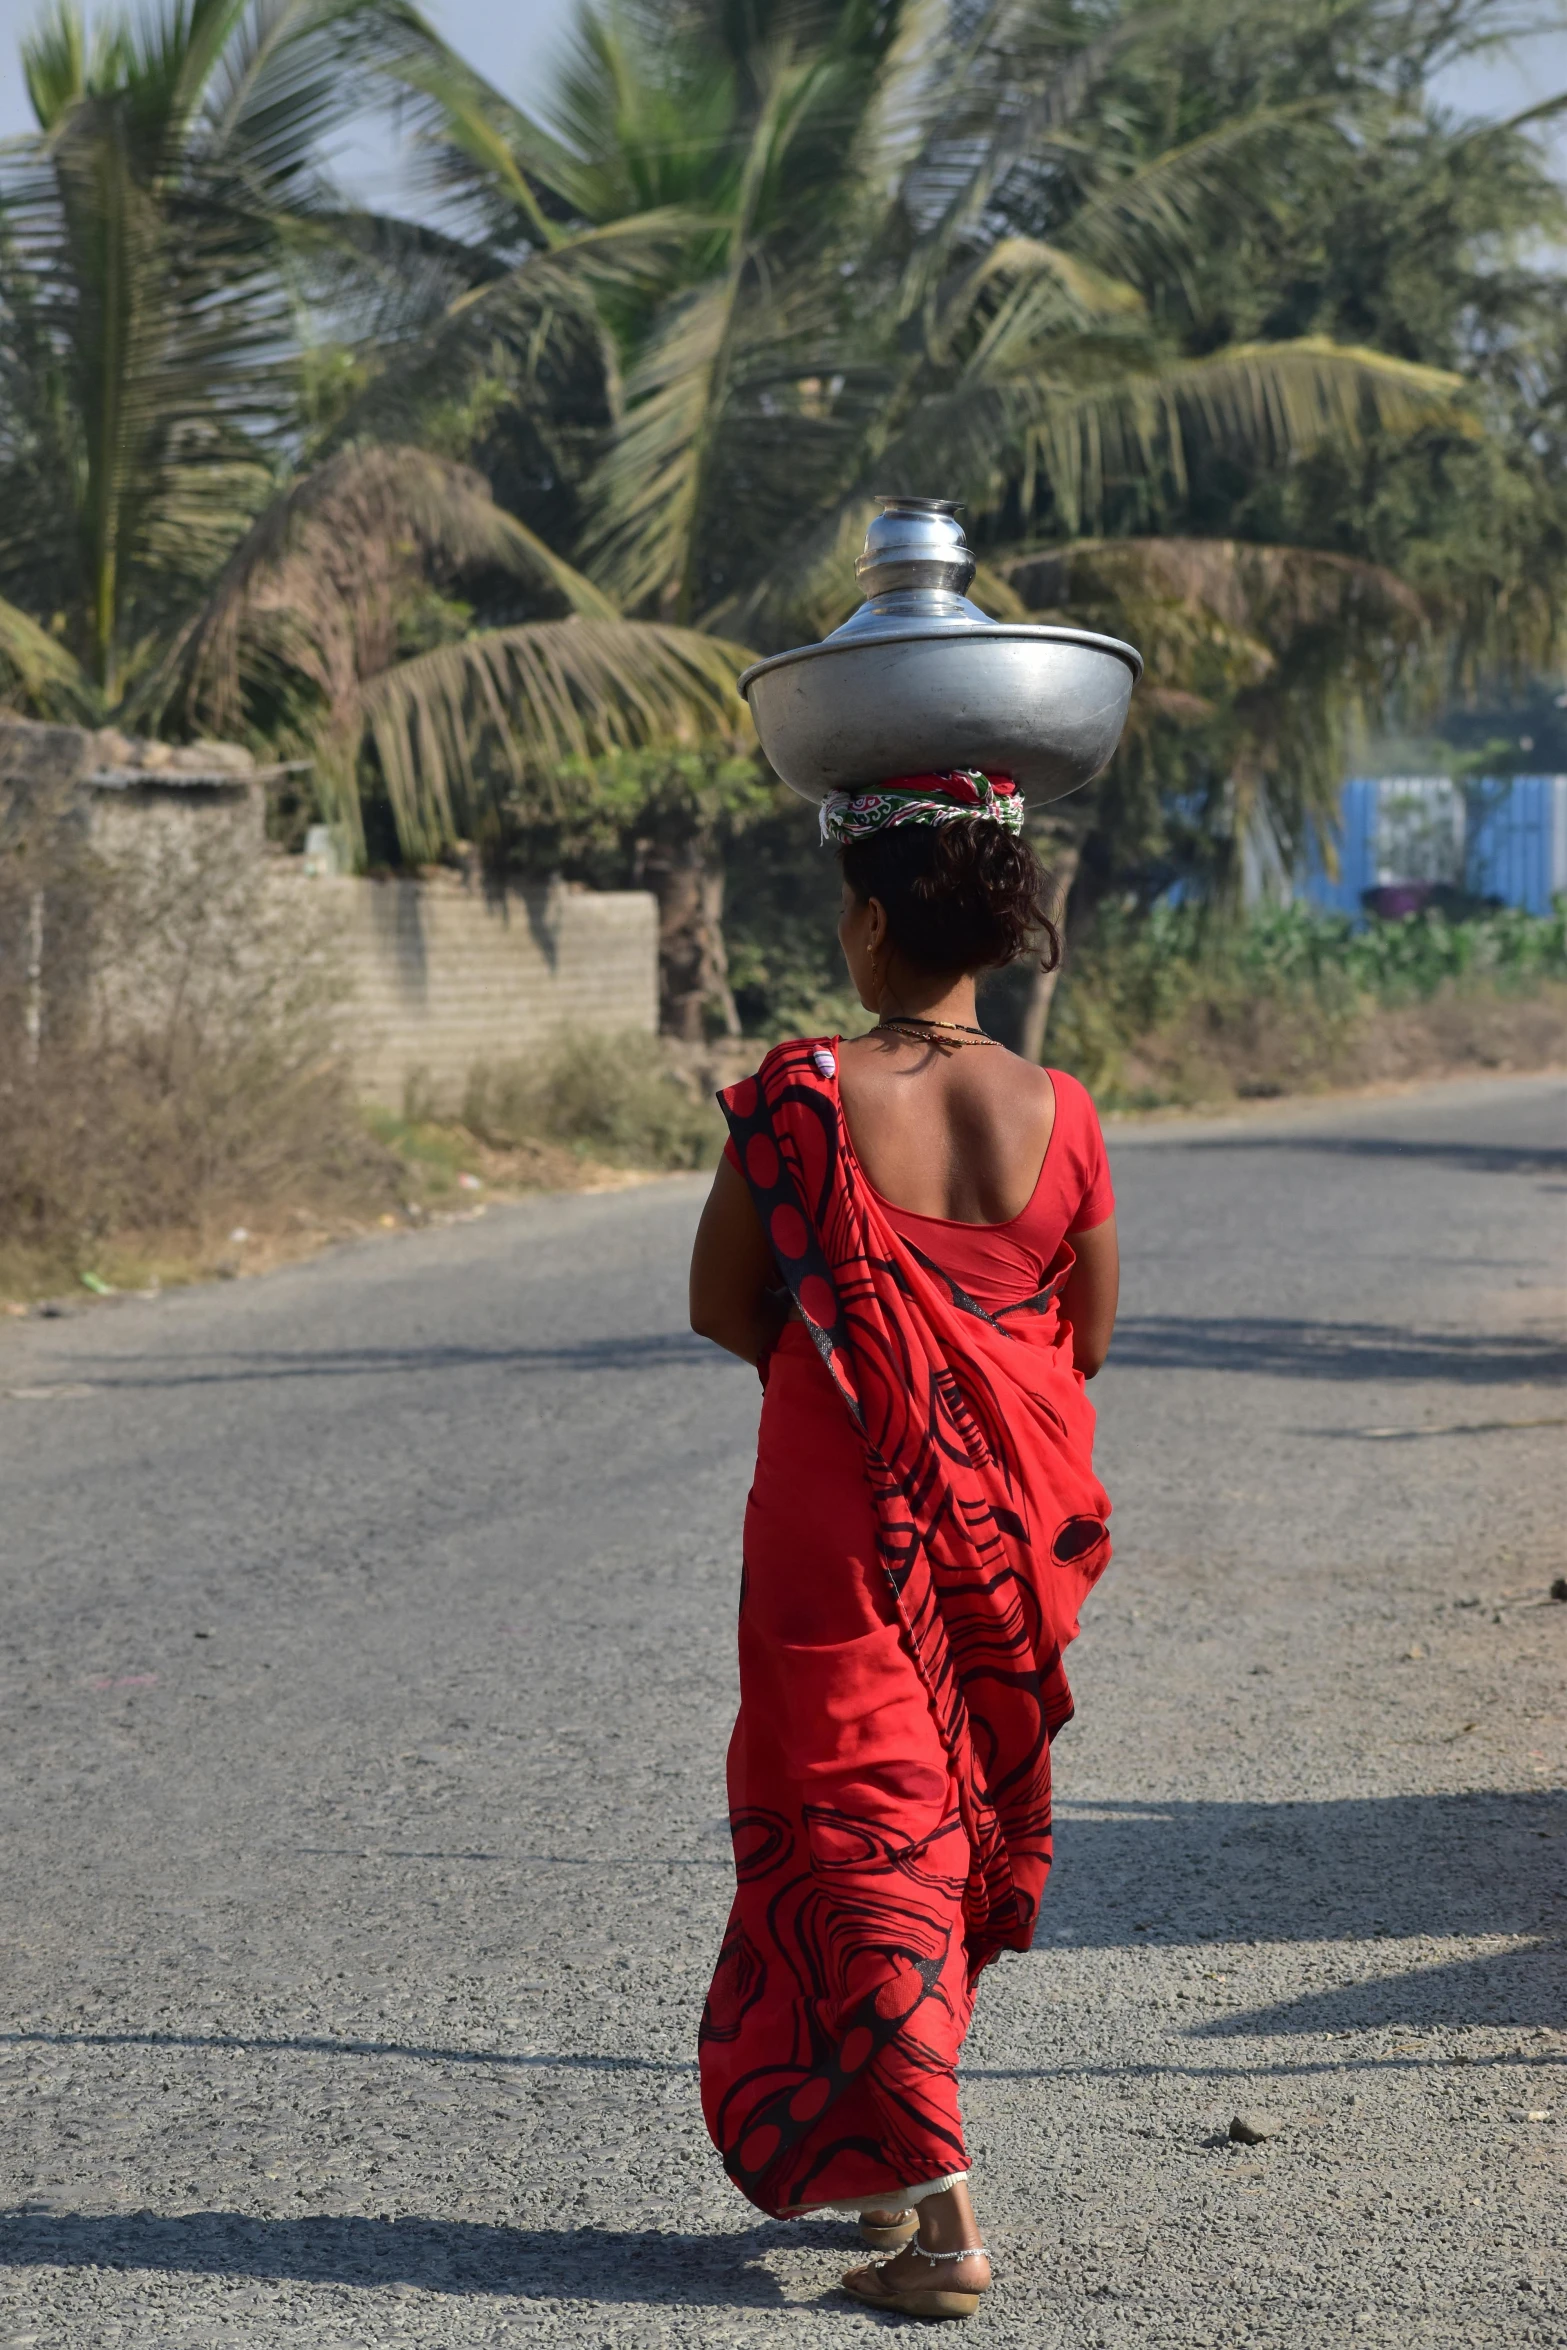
[1004,535,1432,714]
[968,561,1030,622]
[1001,532,1442,875]
[141,441,620,742]
[140,440,754,862]
[1129,684,1215,725]
[361,617,753,858]
[1004,537,1428,637]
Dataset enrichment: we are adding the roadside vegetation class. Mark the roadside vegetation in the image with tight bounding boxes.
[1048,902,1567,1105]
[0,819,399,1303]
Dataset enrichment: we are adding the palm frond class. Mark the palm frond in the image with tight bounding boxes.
[305,209,706,463]
[1060,105,1336,283]
[386,46,582,244]
[1003,534,1436,721]
[981,340,1470,531]
[709,492,877,646]
[0,594,101,721]
[139,442,620,741]
[1003,537,1428,637]
[361,616,753,858]
[840,0,945,220]
[935,234,1144,368]
[896,11,1124,318]
[579,281,733,610]
[579,40,857,618]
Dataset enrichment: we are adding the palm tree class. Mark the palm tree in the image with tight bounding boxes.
[0,0,448,704]
[139,440,750,861]
[378,2,1464,801]
[0,0,755,862]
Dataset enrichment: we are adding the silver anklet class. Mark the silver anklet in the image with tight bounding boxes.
[901,2244,989,2263]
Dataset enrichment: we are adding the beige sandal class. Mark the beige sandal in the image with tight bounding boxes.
[841,2243,991,2321]
[858,2206,920,2250]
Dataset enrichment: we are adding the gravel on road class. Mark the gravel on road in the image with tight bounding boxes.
[0,1072,1563,2349]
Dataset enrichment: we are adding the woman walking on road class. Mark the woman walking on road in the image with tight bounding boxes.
[688,774,1120,2320]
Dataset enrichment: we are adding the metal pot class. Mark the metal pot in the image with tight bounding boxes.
[740,497,1142,805]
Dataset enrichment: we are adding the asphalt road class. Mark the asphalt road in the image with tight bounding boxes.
[1,1072,1564,2350]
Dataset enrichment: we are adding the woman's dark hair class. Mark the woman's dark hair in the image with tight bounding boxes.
[839,819,1060,976]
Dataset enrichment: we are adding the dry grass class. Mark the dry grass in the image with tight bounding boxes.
[461,1030,726,1170]
[0,831,720,1308]
[0,810,404,1303]
[1106,978,1567,1106]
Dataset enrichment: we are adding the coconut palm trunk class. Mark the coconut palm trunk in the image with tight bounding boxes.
[637,824,741,1041]
[1019,840,1079,1064]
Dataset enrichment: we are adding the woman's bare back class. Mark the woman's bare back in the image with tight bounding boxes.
[835,1031,1056,1225]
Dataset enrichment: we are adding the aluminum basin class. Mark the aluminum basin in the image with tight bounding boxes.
[740,624,1143,804]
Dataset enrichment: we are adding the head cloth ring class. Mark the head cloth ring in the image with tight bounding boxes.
[820,769,1024,846]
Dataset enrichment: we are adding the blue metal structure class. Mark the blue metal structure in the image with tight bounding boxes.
[1465,775,1567,914]
[1300,775,1567,916]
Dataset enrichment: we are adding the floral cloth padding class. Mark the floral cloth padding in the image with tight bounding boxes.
[818,769,1023,845]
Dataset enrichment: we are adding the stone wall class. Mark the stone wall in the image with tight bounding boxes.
[273,869,659,1107]
[2,720,659,1104]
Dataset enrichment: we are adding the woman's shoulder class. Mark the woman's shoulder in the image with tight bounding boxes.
[735,1035,841,1092]
[761,1032,838,1065]
[1043,1066,1107,1143]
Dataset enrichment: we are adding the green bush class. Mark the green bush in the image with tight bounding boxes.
[1050,900,1567,1103]
[463,1031,724,1171]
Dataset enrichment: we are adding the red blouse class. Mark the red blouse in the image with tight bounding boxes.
[727,1064,1113,1313]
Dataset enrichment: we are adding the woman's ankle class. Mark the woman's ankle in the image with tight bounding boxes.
[913,2180,983,2255]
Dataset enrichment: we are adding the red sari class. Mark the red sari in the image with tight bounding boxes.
[699,1039,1113,2217]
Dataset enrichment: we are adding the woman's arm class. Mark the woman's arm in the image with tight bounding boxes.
[1061,1213,1119,1378]
[689,1154,790,1366]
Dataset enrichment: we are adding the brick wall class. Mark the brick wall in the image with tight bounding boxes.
[272,869,659,1107]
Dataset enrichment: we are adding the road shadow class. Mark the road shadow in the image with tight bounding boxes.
[44,1331,721,1391]
[1106,1314,1566,1385]
[1045,1790,1564,1947]
[1183,1133,1567,1179]
[0,2210,842,2303]
[1187,1937,1566,2038]
[0,2028,693,2074]
[1033,1789,1566,2027]
[5,1794,1559,2074]
[47,1318,1567,1393]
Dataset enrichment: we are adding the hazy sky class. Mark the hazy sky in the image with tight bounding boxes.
[0,0,578,150]
[0,0,1561,181]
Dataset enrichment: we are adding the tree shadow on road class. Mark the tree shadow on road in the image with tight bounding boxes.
[1046,1789,1563,1948]
[4,1793,1558,2065]
[50,1330,723,1391]
[1182,1937,1566,2038]
[1105,1315,1566,1384]
[0,2207,841,2303]
[0,2027,696,2073]
[1182,1133,1567,1179]
[55,1317,1567,1391]
[1031,1788,1567,2031]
